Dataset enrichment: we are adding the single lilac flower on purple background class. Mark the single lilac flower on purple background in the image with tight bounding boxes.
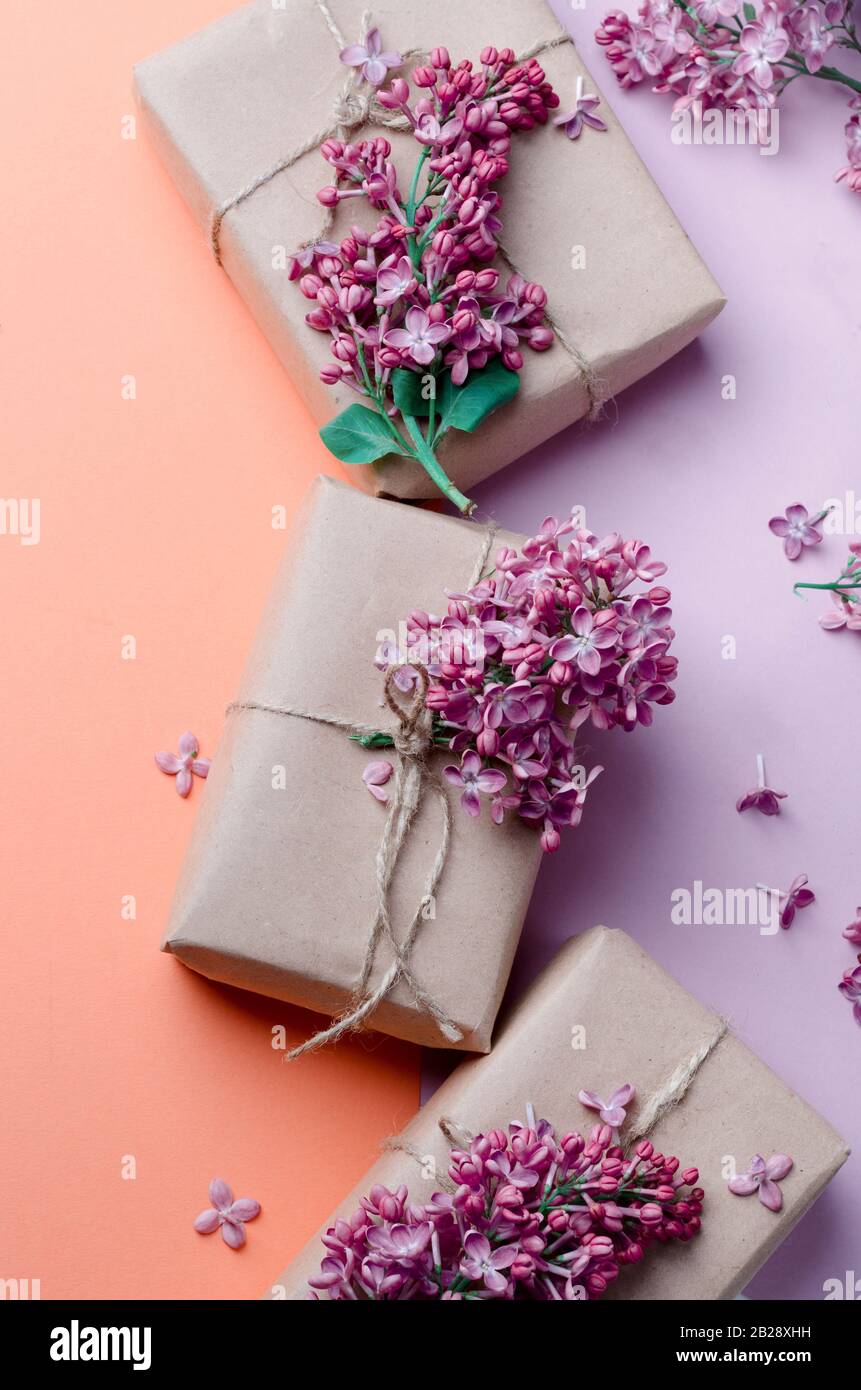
[728,1154,793,1212]
[194,1178,261,1249]
[736,754,787,817]
[459,1230,519,1293]
[778,874,815,929]
[843,908,861,946]
[363,759,393,803]
[819,592,861,632]
[768,503,829,560]
[838,958,861,1026]
[553,76,608,138]
[578,1083,634,1129]
[339,28,402,87]
[443,750,506,817]
[154,731,210,798]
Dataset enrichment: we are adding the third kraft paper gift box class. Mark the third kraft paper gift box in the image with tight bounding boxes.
[161,476,541,1050]
[269,927,850,1301]
[134,0,725,501]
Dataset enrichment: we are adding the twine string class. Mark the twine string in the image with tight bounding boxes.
[208,1,604,418]
[386,1015,729,1175]
[227,520,498,1057]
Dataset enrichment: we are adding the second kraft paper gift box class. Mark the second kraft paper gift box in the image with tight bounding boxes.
[161,475,542,1051]
[133,0,725,502]
[269,927,850,1300]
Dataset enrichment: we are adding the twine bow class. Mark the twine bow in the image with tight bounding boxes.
[209,1,605,419]
[228,519,497,1057]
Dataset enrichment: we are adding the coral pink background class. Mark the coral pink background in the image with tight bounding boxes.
[2,0,858,1300]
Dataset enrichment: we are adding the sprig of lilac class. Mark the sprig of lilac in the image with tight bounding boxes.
[595,1,861,193]
[794,542,861,629]
[291,45,563,513]
[357,509,677,853]
[308,1104,703,1299]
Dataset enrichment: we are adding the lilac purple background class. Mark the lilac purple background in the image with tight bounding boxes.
[423,2,861,1300]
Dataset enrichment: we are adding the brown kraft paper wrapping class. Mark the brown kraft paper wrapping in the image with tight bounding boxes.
[133,0,726,501]
[161,475,542,1050]
[269,927,850,1300]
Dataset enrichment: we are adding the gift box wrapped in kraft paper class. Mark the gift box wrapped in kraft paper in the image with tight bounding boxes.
[161,476,543,1051]
[269,927,849,1300]
[133,0,725,503]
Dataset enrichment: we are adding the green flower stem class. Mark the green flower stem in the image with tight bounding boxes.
[794,578,861,595]
[406,147,430,273]
[402,413,475,515]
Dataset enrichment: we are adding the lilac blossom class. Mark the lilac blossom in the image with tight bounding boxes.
[736,753,787,817]
[383,306,451,366]
[838,957,861,1025]
[596,3,861,195]
[307,1101,703,1298]
[339,28,402,87]
[777,873,815,929]
[728,1153,793,1212]
[768,503,829,560]
[154,731,210,798]
[357,511,677,852]
[292,46,567,513]
[820,593,861,631]
[553,76,609,138]
[843,908,861,945]
[578,1083,635,1129]
[835,97,861,193]
[443,750,507,816]
[194,1178,261,1249]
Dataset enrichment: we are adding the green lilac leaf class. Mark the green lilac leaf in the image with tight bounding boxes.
[319,404,405,464]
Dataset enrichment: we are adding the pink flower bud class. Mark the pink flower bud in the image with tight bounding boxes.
[317,185,340,207]
[432,231,457,258]
[528,326,554,352]
[476,728,499,758]
[639,1202,663,1226]
[412,64,436,87]
[319,363,343,384]
[332,335,357,362]
[481,46,499,66]
[502,347,523,372]
[431,46,451,70]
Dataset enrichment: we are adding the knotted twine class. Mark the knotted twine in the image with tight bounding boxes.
[209,0,605,419]
[227,520,498,1059]
[384,1014,730,1190]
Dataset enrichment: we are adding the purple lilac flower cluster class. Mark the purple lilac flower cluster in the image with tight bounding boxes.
[595,1,861,192]
[308,1109,703,1300]
[290,46,562,513]
[370,509,676,853]
[840,907,861,1026]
